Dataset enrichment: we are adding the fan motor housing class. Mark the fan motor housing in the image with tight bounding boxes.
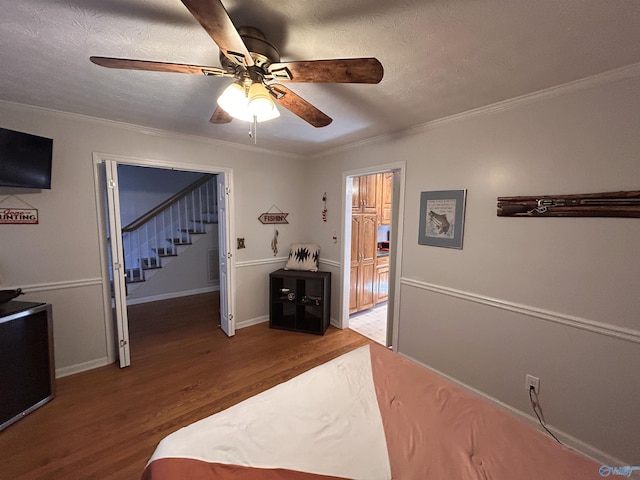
[220,26,280,73]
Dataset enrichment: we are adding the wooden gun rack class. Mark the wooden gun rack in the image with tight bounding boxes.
[497,191,640,218]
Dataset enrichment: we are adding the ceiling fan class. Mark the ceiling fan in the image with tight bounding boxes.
[90,0,384,129]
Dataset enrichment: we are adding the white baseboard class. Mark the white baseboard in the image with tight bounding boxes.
[237,316,339,332]
[330,317,341,329]
[126,285,219,306]
[56,357,111,378]
[398,352,634,472]
[236,315,269,329]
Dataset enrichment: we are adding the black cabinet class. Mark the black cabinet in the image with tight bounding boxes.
[269,269,331,335]
[0,301,55,431]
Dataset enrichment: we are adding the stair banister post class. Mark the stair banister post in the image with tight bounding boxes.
[123,232,129,281]
[153,216,159,266]
[191,190,196,233]
[144,222,149,267]
[177,197,182,244]
[206,179,211,217]
[161,210,166,255]
[169,203,174,249]
[183,196,190,244]
[198,185,204,232]
[136,229,143,283]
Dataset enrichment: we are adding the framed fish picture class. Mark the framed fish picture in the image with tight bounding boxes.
[418,190,467,248]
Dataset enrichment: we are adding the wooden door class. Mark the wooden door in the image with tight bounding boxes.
[104,160,131,367]
[349,215,361,313]
[375,266,389,303]
[349,264,359,314]
[352,175,378,214]
[380,172,393,225]
[351,177,361,213]
[360,175,378,214]
[350,214,376,313]
[217,174,234,337]
[357,214,377,311]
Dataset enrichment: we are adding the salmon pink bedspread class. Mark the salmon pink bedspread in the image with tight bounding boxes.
[142,344,601,480]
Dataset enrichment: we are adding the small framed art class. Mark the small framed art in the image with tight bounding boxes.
[418,189,467,249]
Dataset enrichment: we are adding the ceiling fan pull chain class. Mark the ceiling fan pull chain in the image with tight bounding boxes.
[251,115,257,145]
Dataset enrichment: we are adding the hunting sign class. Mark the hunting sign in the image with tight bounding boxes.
[0,208,39,225]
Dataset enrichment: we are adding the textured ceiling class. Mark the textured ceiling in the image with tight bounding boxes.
[1,0,640,155]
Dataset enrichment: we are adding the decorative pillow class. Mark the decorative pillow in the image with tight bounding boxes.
[285,244,320,272]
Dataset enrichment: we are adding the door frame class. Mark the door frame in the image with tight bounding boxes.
[340,161,406,350]
[92,152,236,366]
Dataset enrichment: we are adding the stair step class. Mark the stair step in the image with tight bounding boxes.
[199,213,218,223]
[125,277,146,284]
[167,238,192,245]
[125,269,145,283]
[153,247,177,257]
[141,257,162,269]
[141,264,162,271]
[180,228,206,234]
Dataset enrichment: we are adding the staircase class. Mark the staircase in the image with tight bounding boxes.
[120,174,218,287]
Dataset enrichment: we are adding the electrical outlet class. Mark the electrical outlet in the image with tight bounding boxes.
[526,374,540,394]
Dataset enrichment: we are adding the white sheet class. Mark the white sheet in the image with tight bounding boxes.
[148,345,391,480]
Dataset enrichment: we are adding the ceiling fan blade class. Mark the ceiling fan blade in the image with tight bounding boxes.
[180,0,254,67]
[269,84,332,128]
[210,106,233,124]
[90,57,229,76]
[268,58,383,84]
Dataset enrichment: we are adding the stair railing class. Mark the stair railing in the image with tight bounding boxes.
[121,174,217,283]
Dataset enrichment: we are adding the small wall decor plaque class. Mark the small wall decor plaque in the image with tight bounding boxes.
[258,204,289,224]
[258,212,289,224]
[0,196,39,225]
[0,208,38,224]
[418,189,467,249]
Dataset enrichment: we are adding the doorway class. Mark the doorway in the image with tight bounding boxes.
[341,162,405,350]
[93,153,236,368]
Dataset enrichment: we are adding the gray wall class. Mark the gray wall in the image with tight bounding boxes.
[304,72,640,464]
[1,67,638,467]
[0,101,307,376]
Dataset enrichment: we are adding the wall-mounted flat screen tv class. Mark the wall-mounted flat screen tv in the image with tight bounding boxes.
[0,127,53,189]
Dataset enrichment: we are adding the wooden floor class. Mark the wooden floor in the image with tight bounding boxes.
[0,293,371,480]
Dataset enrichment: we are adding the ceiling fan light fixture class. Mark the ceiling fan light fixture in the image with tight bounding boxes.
[247,82,275,117]
[217,82,248,119]
[217,81,279,122]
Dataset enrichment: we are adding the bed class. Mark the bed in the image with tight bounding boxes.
[141,343,602,479]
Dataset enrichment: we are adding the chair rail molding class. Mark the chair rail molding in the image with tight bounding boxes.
[4,277,104,293]
[401,277,640,345]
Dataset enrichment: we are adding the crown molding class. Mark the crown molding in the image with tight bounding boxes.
[0,99,302,160]
[312,61,640,160]
[3,61,639,162]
